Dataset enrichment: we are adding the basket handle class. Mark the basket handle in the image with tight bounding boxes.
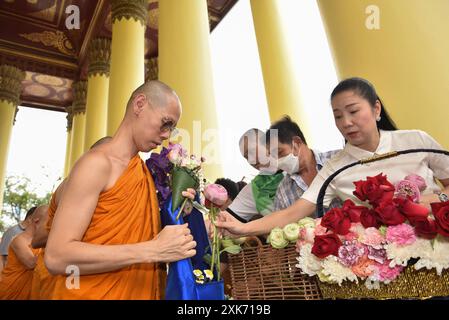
[316,148,449,218]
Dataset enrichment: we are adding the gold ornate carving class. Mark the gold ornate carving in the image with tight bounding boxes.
[145,57,158,81]
[87,38,111,77]
[66,106,73,131]
[19,30,75,56]
[0,65,25,106]
[71,81,87,114]
[111,0,148,27]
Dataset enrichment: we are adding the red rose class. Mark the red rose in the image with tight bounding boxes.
[341,199,364,223]
[431,201,449,237]
[394,198,430,223]
[321,208,351,235]
[360,207,381,228]
[353,173,395,206]
[414,218,438,239]
[311,233,342,259]
[375,199,406,226]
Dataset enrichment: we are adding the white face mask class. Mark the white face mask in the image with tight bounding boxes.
[277,153,299,175]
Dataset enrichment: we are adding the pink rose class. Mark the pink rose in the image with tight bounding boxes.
[404,174,427,192]
[299,227,315,244]
[204,184,229,208]
[386,223,416,246]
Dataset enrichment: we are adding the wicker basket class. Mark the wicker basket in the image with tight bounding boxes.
[228,149,449,300]
[228,237,322,300]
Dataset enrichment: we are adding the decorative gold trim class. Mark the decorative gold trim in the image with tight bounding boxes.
[111,0,148,27]
[19,30,75,56]
[87,38,111,77]
[72,81,87,114]
[66,106,73,131]
[0,47,77,69]
[79,0,105,64]
[145,57,158,81]
[360,151,398,164]
[0,64,25,106]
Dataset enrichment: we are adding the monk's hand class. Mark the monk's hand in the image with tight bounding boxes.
[181,188,196,201]
[215,210,248,238]
[181,188,196,215]
[152,223,197,262]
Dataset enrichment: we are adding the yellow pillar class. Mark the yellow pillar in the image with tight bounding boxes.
[84,38,111,151]
[250,0,311,141]
[63,107,73,177]
[0,65,25,208]
[159,0,222,180]
[318,0,449,148]
[107,0,147,135]
[69,81,87,169]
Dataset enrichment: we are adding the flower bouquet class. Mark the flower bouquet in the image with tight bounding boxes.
[267,173,449,299]
[146,143,204,219]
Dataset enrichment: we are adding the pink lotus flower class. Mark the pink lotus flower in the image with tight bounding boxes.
[404,174,427,192]
[394,180,421,202]
[204,184,229,208]
[386,223,416,246]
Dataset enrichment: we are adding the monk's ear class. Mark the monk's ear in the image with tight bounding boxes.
[133,94,147,116]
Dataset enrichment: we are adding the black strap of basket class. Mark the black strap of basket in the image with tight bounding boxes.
[316,148,449,218]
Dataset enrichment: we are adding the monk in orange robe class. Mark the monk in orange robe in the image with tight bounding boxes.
[29,203,53,300]
[45,80,197,300]
[0,206,47,299]
[30,137,112,300]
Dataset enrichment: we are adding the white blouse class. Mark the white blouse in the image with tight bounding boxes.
[302,130,449,207]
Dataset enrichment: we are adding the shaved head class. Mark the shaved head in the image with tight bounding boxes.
[126,80,181,112]
[33,205,49,222]
[31,205,50,249]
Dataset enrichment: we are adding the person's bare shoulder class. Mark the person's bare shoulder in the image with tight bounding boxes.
[10,232,28,251]
[67,150,113,194]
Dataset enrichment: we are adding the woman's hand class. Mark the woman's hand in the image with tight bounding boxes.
[215,210,249,238]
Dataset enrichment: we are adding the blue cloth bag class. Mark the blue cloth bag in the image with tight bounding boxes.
[160,195,224,300]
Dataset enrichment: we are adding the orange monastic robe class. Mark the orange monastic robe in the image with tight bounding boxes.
[30,249,55,300]
[51,155,164,299]
[0,246,38,300]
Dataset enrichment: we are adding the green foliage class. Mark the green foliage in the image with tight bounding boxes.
[1,175,52,224]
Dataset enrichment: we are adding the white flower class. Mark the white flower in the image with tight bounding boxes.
[295,244,322,277]
[267,227,289,249]
[321,256,359,286]
[283,223,300,242]
[365,278,381,290]
[385,238,432,267]
[414,237,449,275]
